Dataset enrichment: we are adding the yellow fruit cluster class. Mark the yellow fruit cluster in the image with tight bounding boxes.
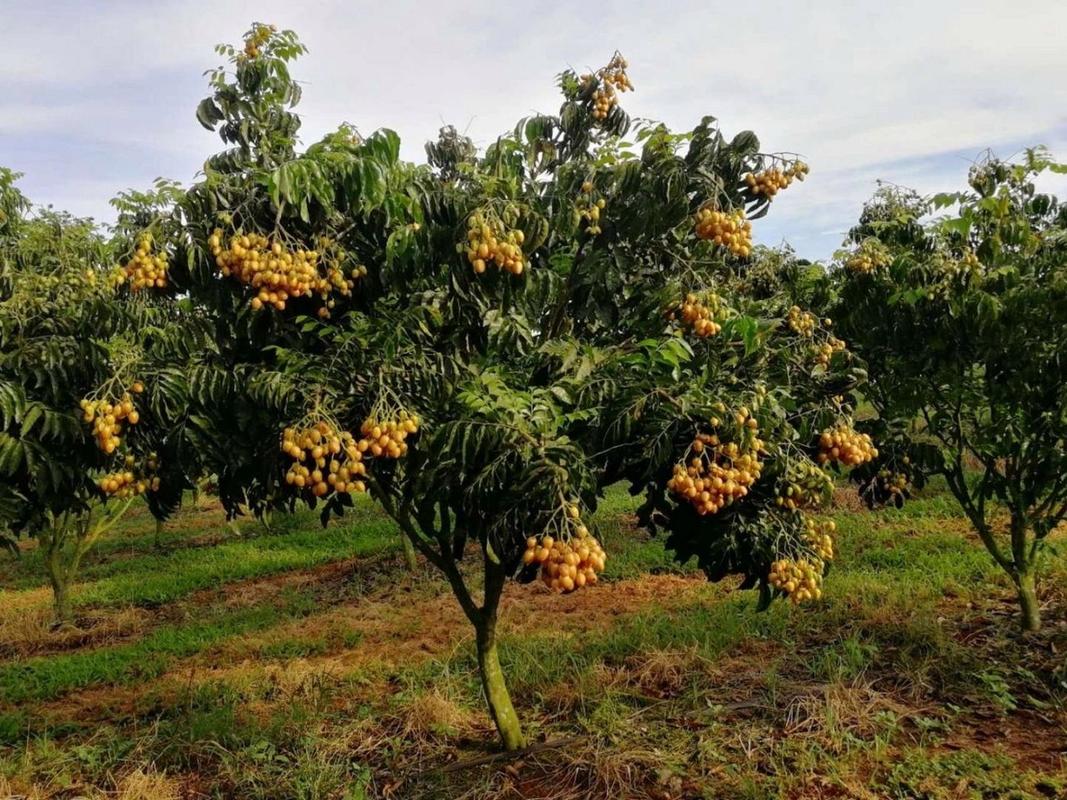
[817,425,877,467]
[937,248,982,281]
[584,53,632,120]
[281,422,368,498]
[356,414,419,459]
[813,336,847,368]
[694,208,752,257]
[123,233,169,291]
[242,23,275,59]
[843,240,890,275]
[77,267,125,296]
[769,558,823,603]
[803,516,836,561]
[79,382,145,454]
[464,213,526,276]
[523,528,606,593]
[670,292,725,338]
[577,183,606,235]
[209,229,362,314]
[668,412,763,516]
[776,461,833,510]
[97,453,161,498]
[877,469,910,496]
[787,306,816,336]
[744,161,809,197]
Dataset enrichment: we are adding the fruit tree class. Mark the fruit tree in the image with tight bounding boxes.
[834,151,1067,632]
[153,24,876,749]
[0,172,196,624]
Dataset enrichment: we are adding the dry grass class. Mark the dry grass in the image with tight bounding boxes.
[0,601,150,658]
[782,680,927,742]
[114,768,182,800]
[400,688,478,741]
[0,775,49,800]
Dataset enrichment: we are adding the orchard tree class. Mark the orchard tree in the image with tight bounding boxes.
[835,151,1067,632]
[157,25,875,749]
[0,175,196,624]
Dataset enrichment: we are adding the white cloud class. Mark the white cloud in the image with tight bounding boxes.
[3,0,1066,257]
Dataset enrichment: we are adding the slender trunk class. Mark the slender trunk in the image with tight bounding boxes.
[154,518,164,550]
[1009,512,1040,632]
[475,611,525,751]
[401,534,419,571]
[48,568,72,626]
[43,534,72,626]
[1014,569,1041,633]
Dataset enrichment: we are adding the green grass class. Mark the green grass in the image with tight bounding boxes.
[0,590,319,707]
[0,502,400,611]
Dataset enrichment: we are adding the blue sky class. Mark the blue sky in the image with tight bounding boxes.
[3,0,1066,261]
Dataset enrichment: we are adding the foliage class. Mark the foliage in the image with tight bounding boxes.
[0,174,201,621]
[128,23,880,748]
[834,149,1067,631]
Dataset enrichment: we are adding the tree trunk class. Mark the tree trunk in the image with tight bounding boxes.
[154,518,164,550]
[401,534,419,571]
[475,611,525,751]
[46,551,72,627]
[40,528,72,627]
[1008,511,1041,633]
[1014,569,1041,632]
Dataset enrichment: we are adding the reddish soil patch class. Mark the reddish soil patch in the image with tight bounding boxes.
[936,707,1066,773]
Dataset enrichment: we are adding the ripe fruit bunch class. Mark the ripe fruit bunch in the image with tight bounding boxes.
[876,468,910,496]
[123,233,169,291]
[584,53,632,121]
[357,413,420,459]
[242,23,275,59]
[668,410,763,516]
[744,161,809,198]
[577,182,606,235]
[281,422,368,498]
[803,516,836,561]
[936,248,982,282]
[842,240,891,275]
[776,460,833,510]
[694,207,752,257]
[669,292,725,338]
[768,558,823,603]
[464,212,527,275]
[79,381,145,454]
[79,265,128,293]
[9,269,119,317]
[817,424,878,466]
[105,266,127,290]
[97,453,161,498]
[786,305,816,336]
[523,527,607,593]
[813,336,846,368]
[208,229,362,312]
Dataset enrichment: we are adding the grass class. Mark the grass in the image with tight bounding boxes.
[0,497,400,610]
[0,590,319,706]
[0,482,1064,799]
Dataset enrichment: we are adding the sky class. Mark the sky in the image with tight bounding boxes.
[3,0,1066,261]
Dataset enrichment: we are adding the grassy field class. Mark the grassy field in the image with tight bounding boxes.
[0,484,1064,799]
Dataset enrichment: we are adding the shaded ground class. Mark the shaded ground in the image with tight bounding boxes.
[0,483,1064,799]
